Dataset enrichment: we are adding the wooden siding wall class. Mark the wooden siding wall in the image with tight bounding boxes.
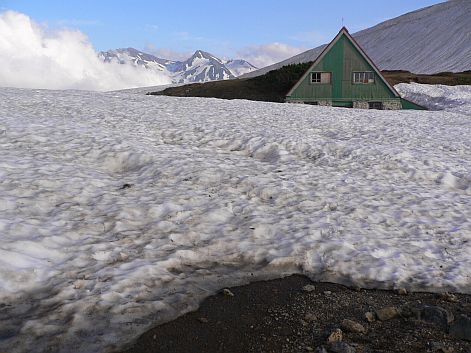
[342,38,396,99]
[288,34,396,101]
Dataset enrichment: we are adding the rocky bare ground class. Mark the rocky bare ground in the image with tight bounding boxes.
[119,275,471,353]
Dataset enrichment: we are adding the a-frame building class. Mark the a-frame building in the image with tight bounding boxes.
[286,27,407,110]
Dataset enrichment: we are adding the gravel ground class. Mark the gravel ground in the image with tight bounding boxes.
[118,275,471,353]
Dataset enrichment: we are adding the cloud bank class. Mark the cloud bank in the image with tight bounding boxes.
[0,11,171,91]
[237,42,307,69]
[143,44,192,62]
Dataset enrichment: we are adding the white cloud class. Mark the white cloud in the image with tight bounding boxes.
[143,44,191,61]
[237,42,307,69]
[0,11,171,91]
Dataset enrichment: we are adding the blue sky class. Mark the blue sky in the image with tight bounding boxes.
[1,0,444,66]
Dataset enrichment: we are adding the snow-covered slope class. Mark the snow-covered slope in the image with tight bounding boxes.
[224,59,258,77]
[100,48,175,71]
[170,50,235,83]
[396,83,471,116]
[101,48,257,83]
[1,86,470,353]
[243,0,471,78]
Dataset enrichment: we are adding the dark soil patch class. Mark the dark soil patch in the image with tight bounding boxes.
[382,70,471,87]
[117,275,471,353]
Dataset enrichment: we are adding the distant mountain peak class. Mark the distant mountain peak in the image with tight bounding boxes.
[99,48,257,84]
[193,49,208,58]
[188,50,224,65]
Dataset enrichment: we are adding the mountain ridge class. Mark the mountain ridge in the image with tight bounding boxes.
[241,0,471,78]
[100,48,257,83]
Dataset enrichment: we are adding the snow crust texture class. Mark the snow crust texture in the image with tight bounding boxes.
[397,83,471,116]
[243,0,471,77]
[0,85,470,352]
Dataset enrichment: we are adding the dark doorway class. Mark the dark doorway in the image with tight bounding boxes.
[368,102,383,110]
[333,101,353,108]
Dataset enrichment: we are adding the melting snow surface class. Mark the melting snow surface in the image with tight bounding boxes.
[397,83,471,116]
[0,84,470,352]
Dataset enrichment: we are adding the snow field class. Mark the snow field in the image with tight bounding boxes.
[397,83,471,116]
[0,85,470,352]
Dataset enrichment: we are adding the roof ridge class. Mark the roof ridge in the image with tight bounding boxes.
[286,27,399,98]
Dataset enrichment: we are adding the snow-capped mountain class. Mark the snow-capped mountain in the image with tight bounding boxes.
[170,50,235,83]
[224,59,258,77]
[100,48,175,72]
[242,0,471,78]
[100,48,257,83]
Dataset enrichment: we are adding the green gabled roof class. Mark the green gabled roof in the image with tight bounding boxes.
[286,27,400,98]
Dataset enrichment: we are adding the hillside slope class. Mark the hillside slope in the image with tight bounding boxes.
[243,0,471,78]
[149,62,313,102]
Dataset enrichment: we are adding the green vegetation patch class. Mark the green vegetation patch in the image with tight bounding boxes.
[148,62,313,103]
[382,70,471,86]
[148,66,471,103]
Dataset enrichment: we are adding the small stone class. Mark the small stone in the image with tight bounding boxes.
[420,305,454,330]
[375,306,399,321]
[153,334,157,340]
[0,325,19,339]
[223,288,234,297]
[429,341,454,353]
[341,319,367,334]
[365,311,376,322]
[280,326,293,336]
[314,346,328,353]
[328,341,356,353]
[399,303,421,319]
[440,348,454,353]
[304,312,317,322]
[198,317,208,323]
[449,315,471,341]
[119,183,133,190]
[305,347,314,352]
[300,319,308,327]
[397,288,408,295]
[324,291,332,295]
[440,292,459,303]
[303,284,316,292]
[327,328,343,343]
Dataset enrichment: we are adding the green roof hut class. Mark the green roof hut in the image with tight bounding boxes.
[286,27,424,110]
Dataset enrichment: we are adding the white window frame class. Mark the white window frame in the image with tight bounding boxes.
[353,71,375,84]
[311,72,332,84]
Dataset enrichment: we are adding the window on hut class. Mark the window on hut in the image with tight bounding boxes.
[353,72,375,84]
[311,72,331,84]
